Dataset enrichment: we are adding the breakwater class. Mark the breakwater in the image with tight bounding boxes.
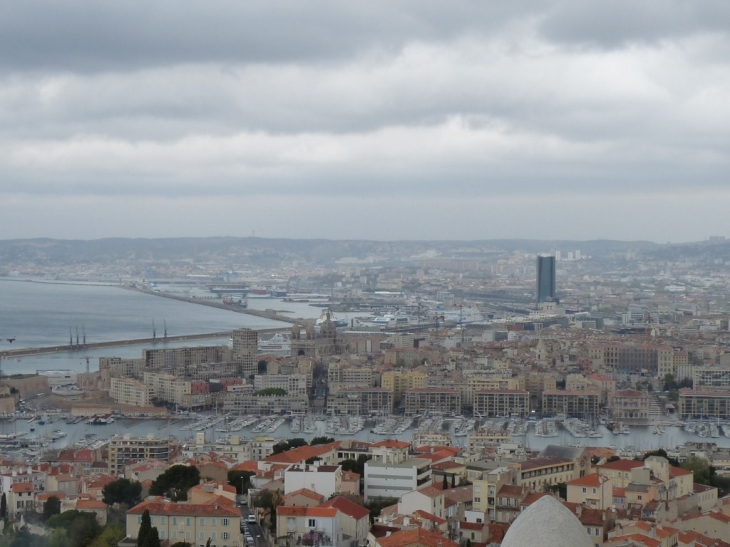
[0,327,288,358]
[124,286,304,325]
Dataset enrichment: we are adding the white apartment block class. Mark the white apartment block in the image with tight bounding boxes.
[364,458,431,502]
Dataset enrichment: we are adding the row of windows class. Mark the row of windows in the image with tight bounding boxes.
[157,530,230,541]
[137,516,230,526]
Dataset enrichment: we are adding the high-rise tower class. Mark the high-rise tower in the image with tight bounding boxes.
[536,255,556,304]
[231,328,258,378]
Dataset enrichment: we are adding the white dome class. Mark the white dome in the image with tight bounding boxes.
[501,496,592,547]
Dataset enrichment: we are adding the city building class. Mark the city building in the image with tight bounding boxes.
[678,388,730,418]
[474,390,530,418]
[327,387,394,415]
[404,389,461,416]
[232,328,258,377]
[108,435,172,475]
[284,464,342,499]
[126,496,240,546]
[536,255,556,304]
[109,377,153,407]
[542,391,600,418]
[364,458,431,502]
[609,390,652,422]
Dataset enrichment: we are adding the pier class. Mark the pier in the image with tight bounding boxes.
[124,286,303,325]
[0,326,289,359]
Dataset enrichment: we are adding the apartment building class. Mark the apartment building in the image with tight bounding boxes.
[381,370,428,402]
[327,387,393,415]
[253,374,308,397]
[364,458,431,502]
[586,373,616,405]
[589,343,673,375]
[276,506,341,547]
[467,429,511,452]
[692,366,730,390]
[678,388,730,418]
[463,376,521,407]
[472,465,519,521]
[110,377,152,407]
[542,390,599,418]
[101,357,145,379]
[473,390,530,418]
[126,496,241,546]
[327,362,373,393]
[566,473,612,510]
[232,328,258,377]
[404,389,461,416]
[518,457,578,491]
[108,435,172,475]
[143,346,230,371]
[609,390,652,422]
[285,464,342,499]
[222,392,309,415]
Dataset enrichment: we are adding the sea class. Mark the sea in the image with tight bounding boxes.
[1,278,730,452]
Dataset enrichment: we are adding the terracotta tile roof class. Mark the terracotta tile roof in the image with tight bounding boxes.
[497,485,524,498]
[371,440,410,449]
[283,488,325,502]
[521,492,548,506]
[443,485,473,505]
[37,492,66,501]
[567,473,607,487]
[319,496,370,520]
[670,466,692,477]
[231,461,259,473]
[127,496,240,517]
[416,486,443,499]
[606,534,660,547]
[262,443,339,464]
[431,461,464,471]
[598,459,645,472]
[276,506,338,518]
[412,510,447,525]
[520,457,571,471]
[11,483,34,493]
[377,527,457,547]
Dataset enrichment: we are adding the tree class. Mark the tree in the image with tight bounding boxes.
[271,438,308,455]
[228,470,254,495]
[442,475,448,490]
[43,496,62,521]
[606,455,621,463]
[0,492,6,519]
[144,528,161,547]
[137,510,152,547]
[89,524,125,547]
[451,474,456,488]
[365,498,398,524]
[149,465,200,501]
[47,510,101,547]
[102,478,142,507]
[639,449,680,467]
[465,540,472,547]
[310,437,334,446]
[682,456,711,485]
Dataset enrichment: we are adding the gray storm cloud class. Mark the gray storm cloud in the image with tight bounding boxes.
[1,1,729,241]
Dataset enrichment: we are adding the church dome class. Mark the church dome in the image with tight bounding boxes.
[501,496,592,547]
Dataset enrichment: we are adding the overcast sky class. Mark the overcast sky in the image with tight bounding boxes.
[2,1,730,242]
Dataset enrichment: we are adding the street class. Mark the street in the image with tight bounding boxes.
[240,505,269,547]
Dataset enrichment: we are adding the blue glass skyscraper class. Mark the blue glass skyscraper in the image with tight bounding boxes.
[536,255,556,304]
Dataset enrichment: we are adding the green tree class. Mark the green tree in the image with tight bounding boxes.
[149,466,200,501]
[102,478,142,507]
[682,456,711,485]
[364,498,398,524]
[442,475,448,490]
[451,474,456,488]
[639,449,680,467]
[465,540,472,547]
[89,524,125,547]
[271,438,308,455]
[43,496,62,521]
[228,470,254,495]
[47,510,101,547]
[310,437,334,446]
[144,528,161,547]
[0,492,6,519]
[137,510,152,547]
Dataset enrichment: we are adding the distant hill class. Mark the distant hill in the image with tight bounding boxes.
[0,236,665,267]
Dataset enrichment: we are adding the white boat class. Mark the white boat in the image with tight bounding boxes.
[258,332,291,354]
[354,313,420,329]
